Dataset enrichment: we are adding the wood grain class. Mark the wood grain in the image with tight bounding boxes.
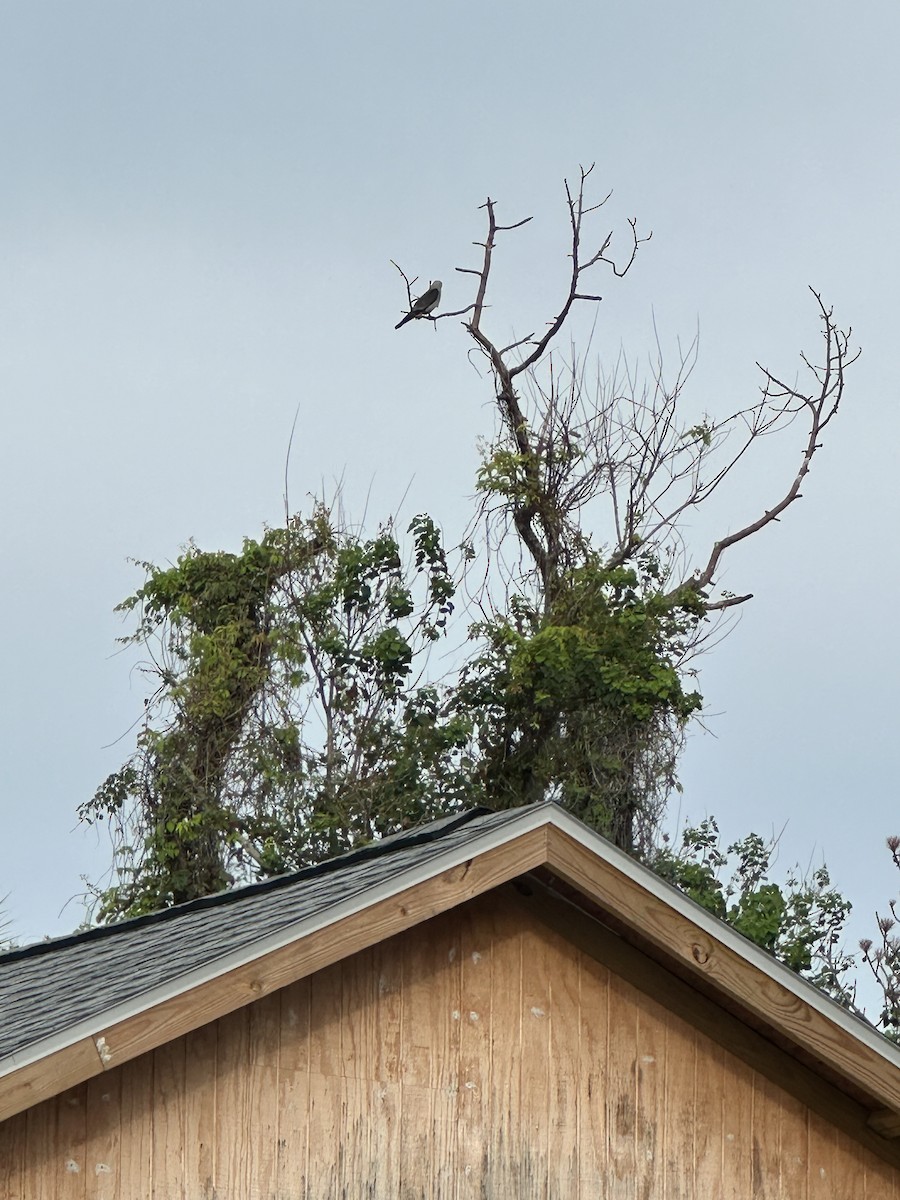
[150,1037,184,1199]
[547,825,900,1119]
[3,884,899,1199]
[116,1054,152,1199]
[183,1018,216,1196]
[84,1074,119,1200]
[54,1084,87,1200]
[0,1039,104,1124]
[96,829,548,1077]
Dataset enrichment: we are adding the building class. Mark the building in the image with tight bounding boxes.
[2,802,899,1197]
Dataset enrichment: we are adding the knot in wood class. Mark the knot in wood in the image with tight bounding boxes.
[691,942,711,966]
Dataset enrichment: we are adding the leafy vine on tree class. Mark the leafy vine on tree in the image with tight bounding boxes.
[80,508,464,919]
[84,167,857,926]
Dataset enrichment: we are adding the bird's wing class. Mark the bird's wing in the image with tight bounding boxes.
[411,284,440,315]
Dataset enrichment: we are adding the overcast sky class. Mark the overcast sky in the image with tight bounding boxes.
[1,2,898,1004]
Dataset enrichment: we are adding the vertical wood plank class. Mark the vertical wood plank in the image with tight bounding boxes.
[308,960,343,1077]
[486,898,522,1199]
[306,962,343,1199]
[520,921,550,1200]
[306,1071,342,1199]
[720,1054,753,1199]
[247,992,281,1199]
[430,913,462,1200]
[371,935,403,1199]
[663,1017,695,1200]
[399,918,441,1090]
[0,1111,27,1200]
[436,912,460,1195]
[398,1083,432,1200]
[369,1076,401,1200]
[117,1056,153,1200]
[341,944,376,1081]
[84,1074,120,1200]
[26,1090,58,1200]
[457,900,492,1200]
[778,1090,809,1200]
[633,1000,664,1200]
[864,1148,898,1199]
[399,920,440,1197]
[151,1038,185,1200]
[55,1086,87,1200]
[213,1008,250,1199]
[280,975,312,1072]
[277,976,311,1197]
[811,1104,840,1200]
[276,1067,310,1198]
[605,971,637,1200]
[183,1020,217,1197]
[372,934,403,1085]
[750,1073,783,1200]
[549,926,581,1200]
[807,1109,836,1200]
[691,1040,724,1199]
[578,952,610,1198]
[829,1128,866,1200]
[339,1077,371,1199]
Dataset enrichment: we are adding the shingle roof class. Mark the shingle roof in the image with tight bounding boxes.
[7,798,900,1143]
[0,804,526,1064]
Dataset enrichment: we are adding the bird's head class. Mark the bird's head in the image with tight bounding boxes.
[431,280,443,291]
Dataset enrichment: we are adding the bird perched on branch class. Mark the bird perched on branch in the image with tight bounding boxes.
[395,280,442,329]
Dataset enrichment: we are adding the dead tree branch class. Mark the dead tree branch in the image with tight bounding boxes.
[394,174,855,626]
[672,288,858,606]
[454,167,650,607]
[390,260,418,309]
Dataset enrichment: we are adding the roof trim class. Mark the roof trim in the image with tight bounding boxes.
[0,816,550,1121]
[2,801,900,1134]
[544,806,900,1076]
[1,806,548,1079]
[0,805,495,967]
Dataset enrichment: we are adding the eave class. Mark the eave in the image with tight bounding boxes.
[2,804,899,1145]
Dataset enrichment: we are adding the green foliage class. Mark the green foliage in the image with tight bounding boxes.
[476,447,543,506]
[83,490,712,919]
[456,556,702,847]
[652,818,856,1004]
[79,507,461,920]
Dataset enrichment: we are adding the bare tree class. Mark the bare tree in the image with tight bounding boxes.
[395,165,858,850]
[428,164,856,614]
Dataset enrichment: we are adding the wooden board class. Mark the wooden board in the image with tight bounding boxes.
[546,825,900,1120]
[3,885,899,1198]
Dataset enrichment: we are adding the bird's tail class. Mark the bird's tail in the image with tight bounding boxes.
[395,312,414,330]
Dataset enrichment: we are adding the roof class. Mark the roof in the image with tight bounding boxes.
[0,805,511,1064]
[3,801,900,1148]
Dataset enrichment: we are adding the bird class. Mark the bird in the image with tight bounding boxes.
[395,280,442,329]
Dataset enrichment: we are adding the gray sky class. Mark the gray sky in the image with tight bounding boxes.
[2,2,898,998]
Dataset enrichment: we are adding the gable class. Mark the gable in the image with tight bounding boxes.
[2,889,896,1198]
[5,801,900,1154]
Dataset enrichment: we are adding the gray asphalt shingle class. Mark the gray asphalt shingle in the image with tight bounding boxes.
[0,805,529,1063]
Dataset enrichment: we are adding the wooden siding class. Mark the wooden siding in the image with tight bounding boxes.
[1,889,896,1199]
